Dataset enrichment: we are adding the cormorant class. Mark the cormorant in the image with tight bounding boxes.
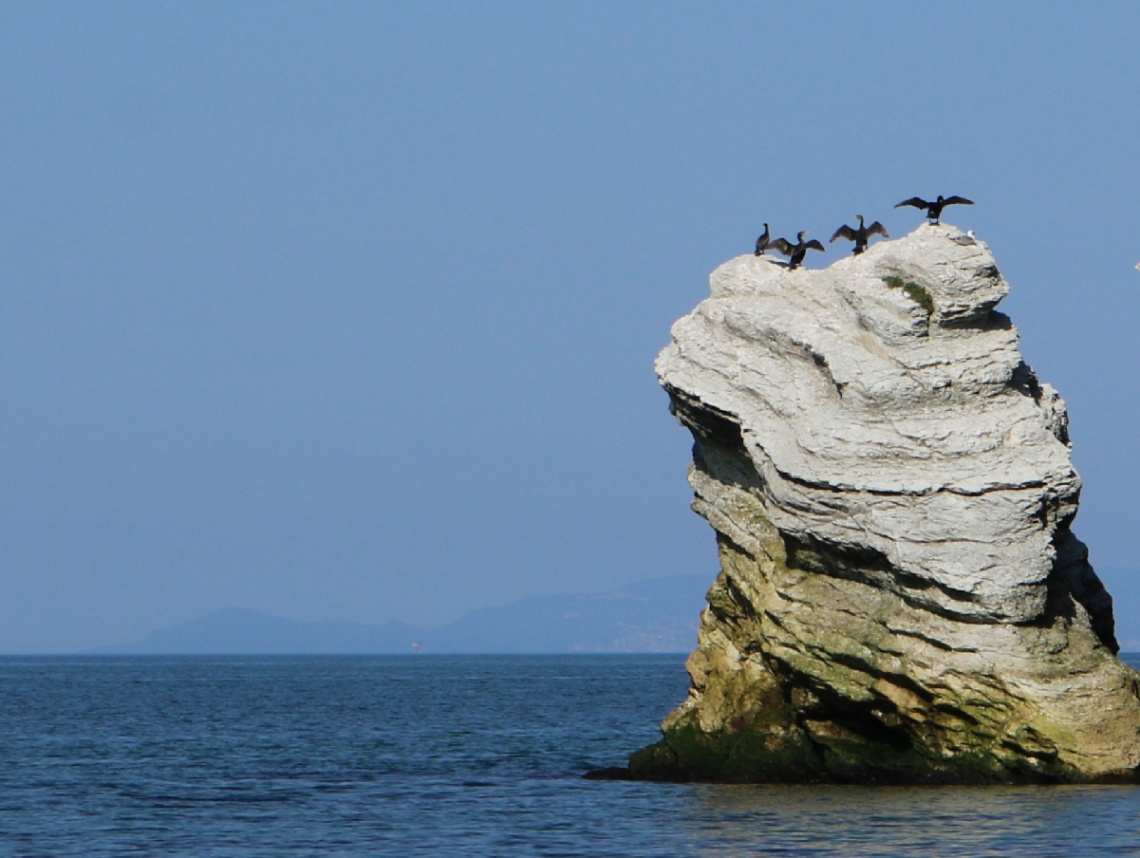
[769,231,825,270]
[754,224,771,256]
[829,215,889,255]
[895,195,973,224]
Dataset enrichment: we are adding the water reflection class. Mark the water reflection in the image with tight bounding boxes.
[670,782,1140,856]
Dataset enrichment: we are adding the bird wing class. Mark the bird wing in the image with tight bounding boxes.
[830,225,855,243]
[943,196,973,206]
[805,239,825,252]
[768,238,793,256]
[867,221,889,238]
[895,197,929,209]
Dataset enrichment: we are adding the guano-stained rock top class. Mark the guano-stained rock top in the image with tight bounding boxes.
[631,223,1140,784]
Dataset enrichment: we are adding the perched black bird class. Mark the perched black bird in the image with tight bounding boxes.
[754,223,771,256]
[895,195,973,224]
[769,231,825,270]
[830,214,889,255]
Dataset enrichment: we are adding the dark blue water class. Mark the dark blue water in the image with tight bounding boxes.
[2,655,1139,856]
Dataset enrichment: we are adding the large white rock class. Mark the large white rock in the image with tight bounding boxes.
[631,225,1140,784]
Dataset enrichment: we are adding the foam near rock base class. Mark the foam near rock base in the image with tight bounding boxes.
[631,224,1140,784]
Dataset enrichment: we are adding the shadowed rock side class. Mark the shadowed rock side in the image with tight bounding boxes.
[630,223,1140,784]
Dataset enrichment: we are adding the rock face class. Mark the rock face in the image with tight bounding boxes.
[631,224,1140,784]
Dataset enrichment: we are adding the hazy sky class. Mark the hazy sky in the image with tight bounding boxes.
[2,3,1139,652]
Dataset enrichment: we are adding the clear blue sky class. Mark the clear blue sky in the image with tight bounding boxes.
[2,2,1138,652]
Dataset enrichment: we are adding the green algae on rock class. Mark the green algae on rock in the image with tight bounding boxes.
[634,224,1140,784]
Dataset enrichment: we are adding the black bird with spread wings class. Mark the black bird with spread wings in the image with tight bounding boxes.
[830,214,889,255]
[768,231,825,270]
[754,223,771,256]
[895,195,973,224]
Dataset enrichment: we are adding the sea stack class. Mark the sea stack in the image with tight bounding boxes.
[632,223,1140,784]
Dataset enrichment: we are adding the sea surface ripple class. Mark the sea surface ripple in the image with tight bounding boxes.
[1,654,1139,856]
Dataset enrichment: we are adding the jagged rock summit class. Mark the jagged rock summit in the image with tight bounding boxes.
[632,223,1140,784]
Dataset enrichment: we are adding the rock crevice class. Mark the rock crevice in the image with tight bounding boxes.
[631,224,1140,784]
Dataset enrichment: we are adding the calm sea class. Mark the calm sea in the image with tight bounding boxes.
[2,654,1139,857]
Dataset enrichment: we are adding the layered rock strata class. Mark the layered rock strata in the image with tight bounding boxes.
[631,224,1140,784]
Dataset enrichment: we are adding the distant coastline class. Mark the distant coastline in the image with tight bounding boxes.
[89,574,708,656]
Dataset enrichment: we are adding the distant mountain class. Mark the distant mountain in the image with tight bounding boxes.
[428,574,707,653]
[92,574,710,655]
[93,609,425,655]
[91,568,1140,655]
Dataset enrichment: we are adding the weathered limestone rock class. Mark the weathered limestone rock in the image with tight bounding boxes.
[631,224,1140,784]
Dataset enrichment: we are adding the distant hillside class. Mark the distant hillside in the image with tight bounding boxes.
[93,609,425,655]
[93,574,710,655]
[91,568,1140,655]
[428,574,706,653]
